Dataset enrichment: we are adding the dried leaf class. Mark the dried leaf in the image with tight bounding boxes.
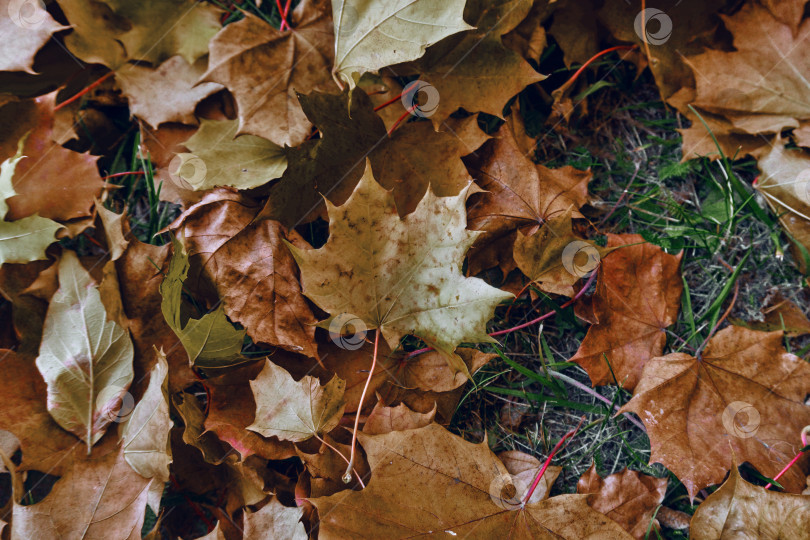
[620,326,810,498]
[58,0,221,68]
[36,251,135,451]
[513,206,609,297]
[332,0,471,87]
[403,0,544,127]
[120,349,171,512]
[363,400,435,434]
[0,349,77,473]
[172,118,286,191]
[203,1,336,146]
[169,189,318,358]
[289,160,513,376]
[691,464,810,539]
[499,450,561,504]
[115,55,223,128]
[577,465,668,539]
[311,424,632,538]
[248,359,346,442]
[0,0,68,73]
[159,236,248,369]
[12,446,151,539]
[0,146,61,266]
[570,234,683,390]
[243,498,306,539]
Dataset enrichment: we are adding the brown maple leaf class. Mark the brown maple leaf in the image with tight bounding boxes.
[570,234,683,390]
[170,188,319,358]
[620,326,810,499]
[311,423,632,538]
[577,465,668,539]
[465,121,592,276]
[203,0,337,147]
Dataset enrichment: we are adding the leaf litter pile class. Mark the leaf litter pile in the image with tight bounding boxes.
[2,0,810,538]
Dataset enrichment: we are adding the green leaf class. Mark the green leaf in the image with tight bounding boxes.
[159,236,248,369]
[35,251,135,452]
[332,0,472,86]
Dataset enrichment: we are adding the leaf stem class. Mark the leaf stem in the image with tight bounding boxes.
[54,71,115,112]
[344,328,379,483]
[315,434,365,488]
[764,425,810,489]
[521,416,585,505]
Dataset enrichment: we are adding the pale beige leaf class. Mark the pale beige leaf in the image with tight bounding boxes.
[243,498,306,539]
[289,160,513,376]
[35,251,135,451]
[121,348,171,512]
[248,359,345,442]
[332,0,472,86]
[0,0,68,73]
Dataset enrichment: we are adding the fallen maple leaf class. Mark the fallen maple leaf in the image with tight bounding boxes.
[577,465,668,539]
[120,349,172,512]
[570,234,683,390]
[289,160,513,376]
[464,122,592,276]
[311,423,632,538]
[249,359,346,442]
[203,0,337,146]
[690,464,810,539]
[160,236,248,370]
[754,139,810,271]
[115,55,223,128]
[172,118,286,191]
[169,189,318,358]
[0,0,67,73]
[620,326,810,499]
[499,450,561,504]
[12,446,152,539]
[0,144,61,266]
[400,0,544,128]
[36,251,135,452]
[513,206,609,297]
[243,498,307,539]
[58,0,221,68]
[204,360,297,462]
[332,0,471,87]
